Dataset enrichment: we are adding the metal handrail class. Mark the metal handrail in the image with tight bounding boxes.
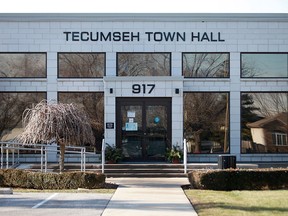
[0,141,97,172]
[1,139,188,174]
[183,139,187,174]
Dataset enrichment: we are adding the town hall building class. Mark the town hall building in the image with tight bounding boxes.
[0,13,287,164]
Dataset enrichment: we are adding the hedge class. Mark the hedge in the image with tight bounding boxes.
[0,169,106,189]
[188,168,288,191]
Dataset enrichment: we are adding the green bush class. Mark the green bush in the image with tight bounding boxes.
[188,168,288,191]
[0,169,106,189]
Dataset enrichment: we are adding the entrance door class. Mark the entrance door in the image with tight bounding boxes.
[116,97,171,161]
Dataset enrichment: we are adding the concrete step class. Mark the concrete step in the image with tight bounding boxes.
[97,164,186,177]
[16,162,261,178]
[103,172,188,178]
[20,163,187,178]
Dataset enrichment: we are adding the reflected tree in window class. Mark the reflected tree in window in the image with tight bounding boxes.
[183,53,229,77]
[241,58,261,77]
[241,53,288,78]
[253,93,288,116]
[58,92,104,152]
[0,53,46,77]
[58,53,105,78]
[0,92,46,141]
[241,92,288,153]
[184,92,229,154]
[117,53,170,76]
[241,93,261,141]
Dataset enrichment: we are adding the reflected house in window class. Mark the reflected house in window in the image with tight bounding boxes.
[246,112,288,153]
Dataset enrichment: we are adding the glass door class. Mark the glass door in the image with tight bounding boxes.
[116,98,171,161]
[120,104,143,158]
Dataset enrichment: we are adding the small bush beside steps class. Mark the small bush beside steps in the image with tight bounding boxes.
[188,168,288,191]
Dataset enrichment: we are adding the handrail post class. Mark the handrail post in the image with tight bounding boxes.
[80,148,83,172]
[44,146,47,173]
[101,139,105,174]
[17,145,20,164]
[6,144,9,169]
[1,144,3,169]
[41,146,43,172]
[83,147,86,172]
[183,139,187,174]
[12,143,15,167]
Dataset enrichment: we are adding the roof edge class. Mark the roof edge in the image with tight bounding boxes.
[0,13,287,22]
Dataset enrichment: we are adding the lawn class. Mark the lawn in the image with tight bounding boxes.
[184,189,288,216]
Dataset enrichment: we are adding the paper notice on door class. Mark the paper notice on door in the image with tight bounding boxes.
[127,111,135,118]
[125,122,138,131]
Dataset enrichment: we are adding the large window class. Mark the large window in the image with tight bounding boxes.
[117,53,171,76]
[241,92,288,153]
[58,53,105,78]
[184,92,230,154]
[58,92,104,152]
[0,53,46,78]
[183,53,229,78]
[241,53,288,78]
[0,92,46,141]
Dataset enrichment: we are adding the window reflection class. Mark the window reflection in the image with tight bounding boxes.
[117,53,171,76]
[183,53,229,77]
[58,92,104,152]
[241,53,288,78]
[58,53,105,78]
[184,92,230,154]
[0,53,46,78]
[241,92,288,153]
[0,92,46,141]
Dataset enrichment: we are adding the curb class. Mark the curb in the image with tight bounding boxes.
[0,188,13,194]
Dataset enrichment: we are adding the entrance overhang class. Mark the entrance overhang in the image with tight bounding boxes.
[103,76,184,157]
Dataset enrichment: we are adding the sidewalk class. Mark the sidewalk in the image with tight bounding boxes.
[102,178,198,216]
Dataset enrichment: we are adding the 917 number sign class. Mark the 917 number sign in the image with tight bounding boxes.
[132,84,155,94]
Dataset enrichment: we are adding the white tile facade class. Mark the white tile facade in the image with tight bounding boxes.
[0,14,287,162]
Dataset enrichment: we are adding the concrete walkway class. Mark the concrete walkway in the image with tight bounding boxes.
[102,178,198,216]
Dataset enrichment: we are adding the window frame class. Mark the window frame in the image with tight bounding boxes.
[0,91,47,142]
[0,52,47,78]
[240,91,288,154]
[57,52,106,78]
[116,52,172,76]
[240,52,288,78]
[183,91,230,154]
[182,52,230,78]
[273,132,288,146]
[57,91,105,152]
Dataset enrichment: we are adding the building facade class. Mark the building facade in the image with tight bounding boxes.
[0,13,287,163]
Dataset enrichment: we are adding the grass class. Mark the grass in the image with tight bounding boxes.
[184,189,288,216]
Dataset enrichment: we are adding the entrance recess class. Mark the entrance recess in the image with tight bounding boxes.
[116,97,171,161]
